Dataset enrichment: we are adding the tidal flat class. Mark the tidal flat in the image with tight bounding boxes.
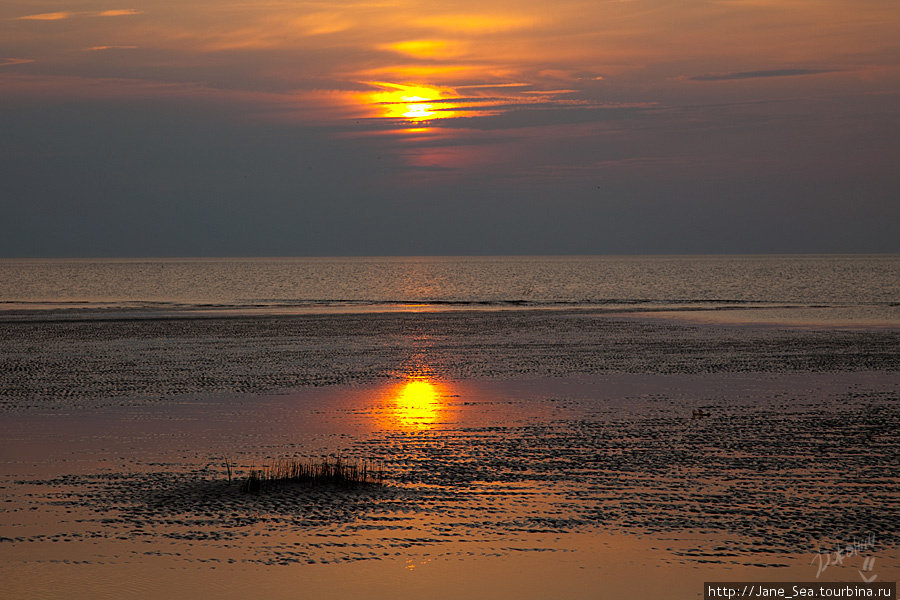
[0,311,897,599]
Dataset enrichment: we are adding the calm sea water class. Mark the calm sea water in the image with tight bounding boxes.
[1,255,898,319]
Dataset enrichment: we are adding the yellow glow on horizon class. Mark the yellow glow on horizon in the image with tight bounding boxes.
[362,82,458,122]
[355,78,509,125]
[403,100,435,119]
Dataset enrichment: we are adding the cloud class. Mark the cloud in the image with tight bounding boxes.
[455,83,532,90]
[690,68,836,81]
[198,12,353,51]
[16,12,72,21]
[380,40,468,59]
[0,58,35,67]
[14,9,141,21]
[84,46,139,52]
[414,13,535,34]
[97,9,142,17]
[0,73,301,111]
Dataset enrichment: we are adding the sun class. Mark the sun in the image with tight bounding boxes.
[401,98,435,119]
[362,82,454,122]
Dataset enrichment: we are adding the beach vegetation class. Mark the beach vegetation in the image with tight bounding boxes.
[241,456,385,493]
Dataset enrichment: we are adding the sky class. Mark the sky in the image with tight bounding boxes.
[1,0,899,256]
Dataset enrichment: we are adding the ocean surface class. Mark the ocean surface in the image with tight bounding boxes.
[1,255,898,321]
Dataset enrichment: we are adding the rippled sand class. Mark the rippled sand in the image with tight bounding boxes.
[1,313,898,598]
[2,311,898,410]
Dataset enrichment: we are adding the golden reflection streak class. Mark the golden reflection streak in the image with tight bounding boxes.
[387,377,445,430]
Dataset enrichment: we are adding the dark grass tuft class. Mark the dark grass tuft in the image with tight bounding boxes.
[241,457,385,493]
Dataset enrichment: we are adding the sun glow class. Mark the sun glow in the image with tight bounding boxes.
[402,99,434,119]
[362,82,456,122]
[356,80,505,127]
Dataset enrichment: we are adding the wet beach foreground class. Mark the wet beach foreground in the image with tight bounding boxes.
[1,311,898,598]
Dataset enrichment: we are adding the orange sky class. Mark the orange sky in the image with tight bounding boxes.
[5,0,898,125]
[1,0,898,255]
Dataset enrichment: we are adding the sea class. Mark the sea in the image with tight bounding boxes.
[0,255,898,323]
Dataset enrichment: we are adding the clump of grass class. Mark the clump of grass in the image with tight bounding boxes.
[241,456,385,493]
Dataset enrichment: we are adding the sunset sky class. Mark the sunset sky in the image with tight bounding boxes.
[2,0,899,256]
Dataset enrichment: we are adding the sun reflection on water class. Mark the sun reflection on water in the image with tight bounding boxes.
[387,377,446,429]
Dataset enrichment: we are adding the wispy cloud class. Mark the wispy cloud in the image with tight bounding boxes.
[16,12,72,21]
[0,57,35,66]
[198,12,353,51]
[456,83,532,90]
[84,45,139,52]
[414,13,536,33]
[0,73,314,116]
[97,9,142,17]
[691,68,836,81]
[380,39,468,59]
[521,89,578,96]
[15,9,141,21]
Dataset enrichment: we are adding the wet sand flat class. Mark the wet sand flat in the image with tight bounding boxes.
[2,310,898,410]
[0,312,898,598]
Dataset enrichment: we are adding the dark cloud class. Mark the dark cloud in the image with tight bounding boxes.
[690,68,837,82]
[1,90,898,257]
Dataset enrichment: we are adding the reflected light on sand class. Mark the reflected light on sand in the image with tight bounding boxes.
[389,377,444,429]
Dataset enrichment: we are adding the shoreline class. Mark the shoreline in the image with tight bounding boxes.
[1,302,897,327]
